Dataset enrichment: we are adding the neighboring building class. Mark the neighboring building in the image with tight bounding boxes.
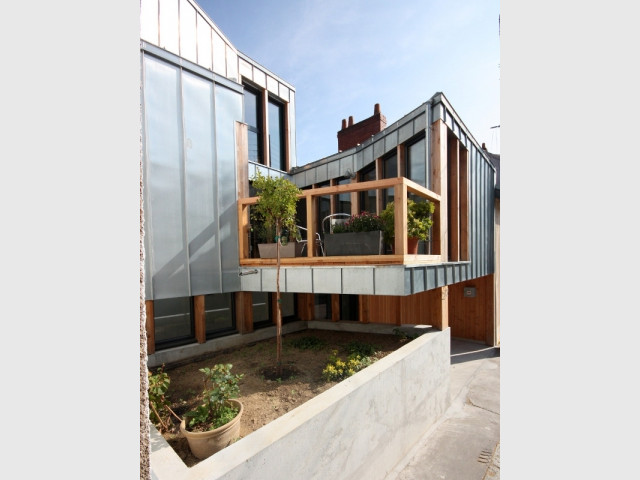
[140,0,499,365]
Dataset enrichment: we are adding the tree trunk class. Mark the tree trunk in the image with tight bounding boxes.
[275,220,283,377]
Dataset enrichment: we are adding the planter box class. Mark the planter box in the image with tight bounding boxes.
[150,327,451,480]
[257,242,304,258]
[324,230,384,256]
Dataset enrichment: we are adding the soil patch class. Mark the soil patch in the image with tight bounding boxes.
[153,328,412,467]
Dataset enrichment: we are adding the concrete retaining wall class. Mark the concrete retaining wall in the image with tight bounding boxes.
[150,328,451,480]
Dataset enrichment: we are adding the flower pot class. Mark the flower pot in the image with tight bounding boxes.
[257,242,304,258]
[180,399,244,460]
[390,237,420,254]
[324,230,384,256]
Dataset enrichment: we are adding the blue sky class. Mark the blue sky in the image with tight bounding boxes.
[198,0,501,166]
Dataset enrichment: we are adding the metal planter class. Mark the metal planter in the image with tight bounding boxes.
[324,231,384,256]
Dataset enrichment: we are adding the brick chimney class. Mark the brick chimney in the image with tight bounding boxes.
[337,103,387,151]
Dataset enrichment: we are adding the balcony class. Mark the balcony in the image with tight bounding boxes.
[238,177,443,267]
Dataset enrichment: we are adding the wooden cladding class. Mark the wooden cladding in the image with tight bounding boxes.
[358,288,448,328]
[447,130,470,262]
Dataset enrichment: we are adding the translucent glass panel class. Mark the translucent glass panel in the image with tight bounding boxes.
[142,55,189,298]
[204,293,234,333]
[268,99,286,171]
[407,136,428,189]
[158,0,179,54]
[212,31,226,76]
[196,14,212,70]
[140,0,159,44]
[182,71,220,294]
[226,45,238,82]
[154,297,193,343]
[214,85,243,291]
[179,0,197,63]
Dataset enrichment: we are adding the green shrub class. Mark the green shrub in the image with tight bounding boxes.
[346,341,378,357]
[183,364,244,432]
[332,211,384,234]
[322,350,373,382]
[290,336,327,350]
[148,366,173,432]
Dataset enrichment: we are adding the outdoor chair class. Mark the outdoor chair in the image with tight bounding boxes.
[322,213,351,235]
[296,225,325,256]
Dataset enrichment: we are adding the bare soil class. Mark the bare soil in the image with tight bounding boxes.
[154,328,411,467]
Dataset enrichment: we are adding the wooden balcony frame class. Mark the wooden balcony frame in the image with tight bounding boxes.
[238,177,442,266]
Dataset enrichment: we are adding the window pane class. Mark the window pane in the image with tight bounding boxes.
[382,153,397,209]
[359,165,377,214]
[253,292,270,326]
[268,99,286,171]
[244,88,258,128]
[247,130,260,162]
[204,293,234,333]
[337,178,351,214]
[154,297,193,342]
[407,137,427,188]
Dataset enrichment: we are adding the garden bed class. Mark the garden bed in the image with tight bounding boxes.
[152,328,414,468]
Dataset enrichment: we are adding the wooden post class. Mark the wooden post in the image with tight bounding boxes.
[394,181,408,255]
[358,295,369,323]
[431,119,448,261]
[236,122,250,260]
[431,286,449,331]
[194,295,206,344]
[448,134,460,262]
[145,300,155,355]
[235,292,254,334]
[459,146,470,261]
[306,194,317,258]
[331,294,341,322]
[296,293,314,321]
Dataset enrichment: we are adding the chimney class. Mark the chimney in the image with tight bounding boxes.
[337,104,387,151]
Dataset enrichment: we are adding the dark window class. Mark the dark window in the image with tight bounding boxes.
[340,295,359,321]
[244,84,263,164]
[406,134,428,189]
[337,178,351,214]
[204,293,236,338]
[382,151,398,209]
[153,297,194,349]
[252,292,271,329]
[359,164,377,214]
[314,294,332,320]
[317,180,331,235]
[268,98,286,171]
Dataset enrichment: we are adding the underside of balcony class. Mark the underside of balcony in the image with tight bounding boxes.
[238,260,472,296]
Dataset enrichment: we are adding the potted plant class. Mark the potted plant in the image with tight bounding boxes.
[250,171,302,376]
[180,364,245,460]
[324,211,385,256]
[251,214,302,258]
[380,199,435,254]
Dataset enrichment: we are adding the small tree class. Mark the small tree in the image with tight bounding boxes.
[250,171,301,375]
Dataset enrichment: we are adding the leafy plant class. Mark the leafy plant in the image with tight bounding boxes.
[331,211,384,234]
[183,364,244,432]
[250,171,302,376]
[380,199,435,246]
[392,327,419,341]
[290,336,327,351]
[148,365,181,432]
[346,341,378,357]
[321,349,373,382]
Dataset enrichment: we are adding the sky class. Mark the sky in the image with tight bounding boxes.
[197,0,500,166]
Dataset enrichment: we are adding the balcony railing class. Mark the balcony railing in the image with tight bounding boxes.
[237,177,442,266]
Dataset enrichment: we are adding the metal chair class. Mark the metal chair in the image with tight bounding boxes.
[322,213,352,235]
[296,225,325,256]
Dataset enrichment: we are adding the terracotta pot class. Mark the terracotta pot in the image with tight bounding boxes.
[180,399,243,460]
[407,237,419,254]
[390,237,420,254]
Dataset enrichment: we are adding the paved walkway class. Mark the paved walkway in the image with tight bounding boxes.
[385,339,500,480]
